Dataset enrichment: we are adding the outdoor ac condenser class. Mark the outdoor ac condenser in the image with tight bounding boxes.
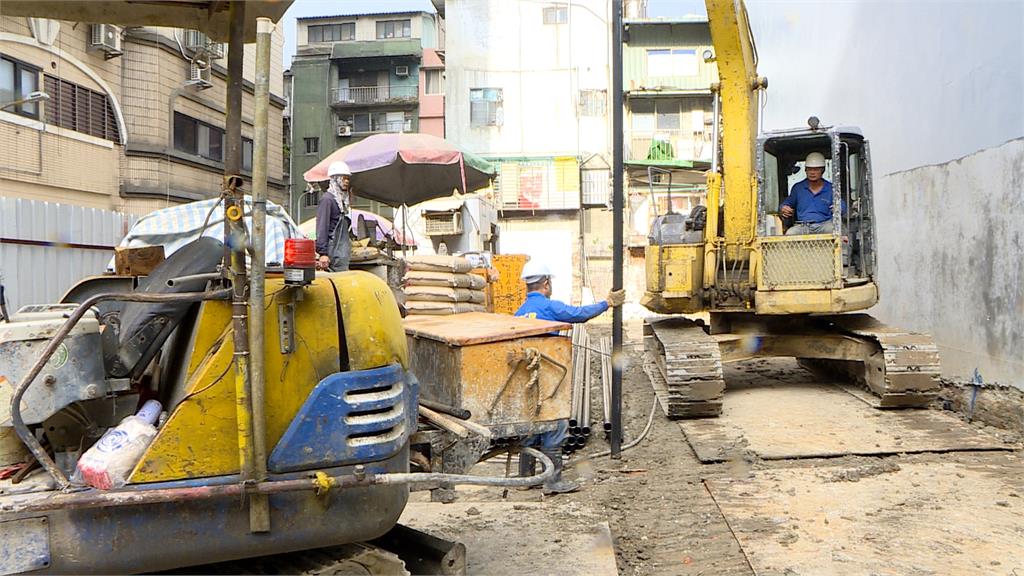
[88,24,122,59]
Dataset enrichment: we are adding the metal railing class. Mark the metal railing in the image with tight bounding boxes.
[627,129,711,163]
[331,85,419,105]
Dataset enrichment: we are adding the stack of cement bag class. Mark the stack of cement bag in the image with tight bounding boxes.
[403,255,487,316]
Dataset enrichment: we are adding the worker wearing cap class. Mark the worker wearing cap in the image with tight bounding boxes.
[316,161,353,271]
[779,152,847,235]
[513,259,625,495]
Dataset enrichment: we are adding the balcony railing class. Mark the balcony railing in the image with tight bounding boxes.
[331,85,419,106]
[627,129,712,164]
[349,119,412,135]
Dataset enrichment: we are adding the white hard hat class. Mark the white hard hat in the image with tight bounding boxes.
[521,259,553,284]
[805,152,826,168]
[327,160,352,177]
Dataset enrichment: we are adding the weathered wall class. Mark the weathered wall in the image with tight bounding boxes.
[875,138,1023,389]
[444,0,610,158]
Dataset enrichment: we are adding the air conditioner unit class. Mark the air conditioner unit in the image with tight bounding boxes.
[395,65,409,77]
[187,61,213,89]
[337,123,352,137]
[88,24,123,59]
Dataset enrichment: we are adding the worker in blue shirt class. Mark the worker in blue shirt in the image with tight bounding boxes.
[515,261,625,323]
[513,259,625,495]
[780,152,847,235]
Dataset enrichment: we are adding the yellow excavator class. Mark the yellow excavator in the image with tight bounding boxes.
[642,0,940,417]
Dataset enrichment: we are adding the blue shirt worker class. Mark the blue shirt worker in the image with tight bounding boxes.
[780,152,846,235]
[513,259,625,495]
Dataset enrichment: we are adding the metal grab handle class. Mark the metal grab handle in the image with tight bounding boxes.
[9,288,231,488]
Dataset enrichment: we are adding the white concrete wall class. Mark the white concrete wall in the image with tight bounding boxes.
[747,0,1024,388]
[874,139,1023,389]
[444,0,610,158]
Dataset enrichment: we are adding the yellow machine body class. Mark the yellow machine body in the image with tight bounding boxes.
[640,0,939,418]
[130,272,407,483]
[643,0,879,317]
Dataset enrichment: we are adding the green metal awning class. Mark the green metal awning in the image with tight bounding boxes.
[331,39,422,59]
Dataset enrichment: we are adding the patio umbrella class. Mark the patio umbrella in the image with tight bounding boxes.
[303,133,495,206]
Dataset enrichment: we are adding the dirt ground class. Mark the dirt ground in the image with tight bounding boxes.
[409,321,1023,576]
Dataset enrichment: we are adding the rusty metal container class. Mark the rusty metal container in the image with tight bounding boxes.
[404,313,572,435]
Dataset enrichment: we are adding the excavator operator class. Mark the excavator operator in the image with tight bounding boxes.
[780,152,846,235]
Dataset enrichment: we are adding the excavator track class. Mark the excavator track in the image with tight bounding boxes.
[804,314,942,408]
[644,318,725,418]
[171,543,408,575]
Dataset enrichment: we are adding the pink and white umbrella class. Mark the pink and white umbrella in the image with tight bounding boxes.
[303,133,495,207]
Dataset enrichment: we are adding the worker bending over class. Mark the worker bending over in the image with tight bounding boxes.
[514,260,625,494]
[780,152,846,235]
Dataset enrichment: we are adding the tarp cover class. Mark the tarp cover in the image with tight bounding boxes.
[111,196,302,268]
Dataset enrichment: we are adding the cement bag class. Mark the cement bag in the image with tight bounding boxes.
[405,255,474,274]
[404,270,487,289]
[73,400,161,490]
[405,301,486,315]
[404,286,485,303]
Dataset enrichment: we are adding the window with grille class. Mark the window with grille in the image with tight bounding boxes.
[308,23,354,43]
[470,88,502,127]
[578,89,606,117]
[303,189,321,207]
[543,6,568,24]
[582,169,610,205]
[376,20,411,39]
[43,75,120,141]
[2,56,41,119]
[304,137,319,155]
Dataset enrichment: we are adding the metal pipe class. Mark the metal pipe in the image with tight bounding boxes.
[419,405,492,439]
[8,289,232,488]
[3,448,554,515]
[246,15,274,533]
[220,0,262,533]
[419,398,471,420]
[165,272,222,287]
[583,331,591,427]
[711,91,720,174]
[610,0,624,457]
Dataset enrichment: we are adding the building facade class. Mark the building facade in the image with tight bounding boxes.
[441,0,612,304]
[623,18,717,246]
[0,16,288,217]
[289,10,444,224]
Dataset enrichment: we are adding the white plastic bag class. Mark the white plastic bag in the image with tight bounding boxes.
[74,400,161,490]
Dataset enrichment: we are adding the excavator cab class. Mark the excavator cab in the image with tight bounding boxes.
[753,126,880,312]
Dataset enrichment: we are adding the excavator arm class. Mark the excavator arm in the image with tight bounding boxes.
[705,0,766,260]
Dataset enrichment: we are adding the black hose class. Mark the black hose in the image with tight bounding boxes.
[418,398,471,420]
[9,288,232,488]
